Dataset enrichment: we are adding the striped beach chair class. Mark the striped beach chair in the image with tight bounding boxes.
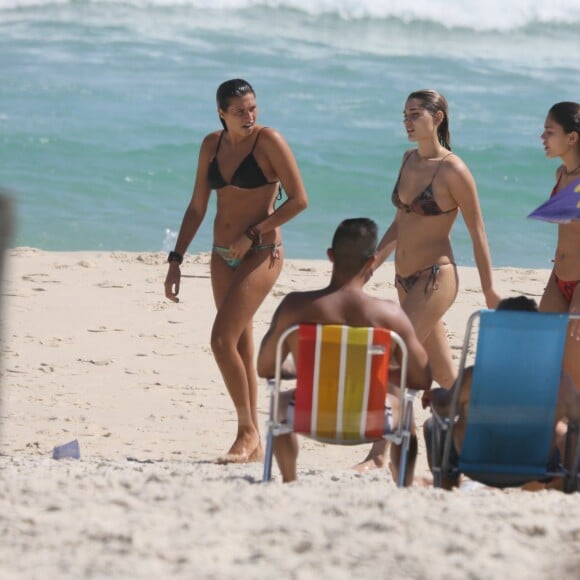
[262,324,416,487]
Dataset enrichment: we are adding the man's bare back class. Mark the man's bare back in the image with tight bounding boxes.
[257,218,431,483]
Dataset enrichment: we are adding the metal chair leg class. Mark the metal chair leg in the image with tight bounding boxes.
[262,380,277,482]
[431,419,443,489]
[397,433,409,488]
[262,429,274,482]
[396,392,415,487]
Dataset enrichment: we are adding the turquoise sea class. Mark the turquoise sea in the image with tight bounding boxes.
[1,0,579,267]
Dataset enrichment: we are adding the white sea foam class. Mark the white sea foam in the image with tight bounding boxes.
[1,0,577,263]
[1,0,579,31]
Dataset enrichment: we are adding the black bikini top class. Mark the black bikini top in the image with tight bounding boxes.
[391,151,458,216]
[207,128,277,190]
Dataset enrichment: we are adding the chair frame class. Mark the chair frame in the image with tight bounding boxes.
[262,323,416,487]
[430,309,580,493]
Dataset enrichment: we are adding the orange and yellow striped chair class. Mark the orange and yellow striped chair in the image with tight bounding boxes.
[262,324,416,486]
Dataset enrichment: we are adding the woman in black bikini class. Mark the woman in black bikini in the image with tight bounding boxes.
[357,89,500,472]
[164,79,308,463]
[539,101,580,390]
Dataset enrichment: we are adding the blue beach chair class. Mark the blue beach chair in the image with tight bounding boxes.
[430,309,580,492]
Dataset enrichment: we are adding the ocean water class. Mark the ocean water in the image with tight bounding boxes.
[1,0,579,267]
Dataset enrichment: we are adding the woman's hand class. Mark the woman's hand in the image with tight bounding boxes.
[483,287,501,309]
[165,263,182,303]
[228,232,254,261]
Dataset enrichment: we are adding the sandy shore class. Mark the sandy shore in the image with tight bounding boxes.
[1,248,578,579]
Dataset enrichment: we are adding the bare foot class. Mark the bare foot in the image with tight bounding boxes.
[543,478,564,492]
[216,429,261,464]
[352,441,388,473]
[521,481,548,492]
[216,453,253,464]
[248,445,264,462]
[352,455,386,473]
[414,475,434,487]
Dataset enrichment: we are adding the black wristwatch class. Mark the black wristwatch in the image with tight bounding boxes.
[167,250,183,265]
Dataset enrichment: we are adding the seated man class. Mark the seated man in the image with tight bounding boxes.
[257,217,432,484]
[422,295,580,490]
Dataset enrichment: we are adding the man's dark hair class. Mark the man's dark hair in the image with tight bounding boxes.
[497,296,538,312]
[331,218,377,273]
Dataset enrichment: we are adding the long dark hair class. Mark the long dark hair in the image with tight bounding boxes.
[548,101,580,152]
[215,79,256,131]
[408,89,451,150]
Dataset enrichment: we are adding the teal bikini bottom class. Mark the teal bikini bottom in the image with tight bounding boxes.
[212,242,281,269]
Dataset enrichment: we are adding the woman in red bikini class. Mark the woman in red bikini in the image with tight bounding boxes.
[539,101,580,389]
[164,79,308,463]
[357,89,500,471]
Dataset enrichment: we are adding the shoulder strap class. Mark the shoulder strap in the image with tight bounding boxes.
[395,150,414,186]
[431,152,454,181]
[250,127,267,152]
[401,149,414,169]
[214,130,225,154]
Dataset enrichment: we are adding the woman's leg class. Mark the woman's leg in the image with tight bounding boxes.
[422,322,456,389]
[237,322,261,437]
[355,264,457,473]
[539,271,568,312]
[539,272,579,478]
[400,264,458,389]
[210,247,284,462]
[565,285,580,391]
[539,272,579,389]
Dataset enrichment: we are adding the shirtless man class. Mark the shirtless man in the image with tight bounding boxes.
[257,218,432,484]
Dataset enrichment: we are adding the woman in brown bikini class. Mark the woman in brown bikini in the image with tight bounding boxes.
[539,101,580,390]
[164,79,308,463]
[357,89,500,471]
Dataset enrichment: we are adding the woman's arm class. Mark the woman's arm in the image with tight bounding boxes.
[375,151,410,268]
[172,135,214,256]
[447,158,500,308]
[250,128,309,236]
[165,135,214,302]
[375,215,399,268]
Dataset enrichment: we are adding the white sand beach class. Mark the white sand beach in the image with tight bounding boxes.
[1,249,578,579]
